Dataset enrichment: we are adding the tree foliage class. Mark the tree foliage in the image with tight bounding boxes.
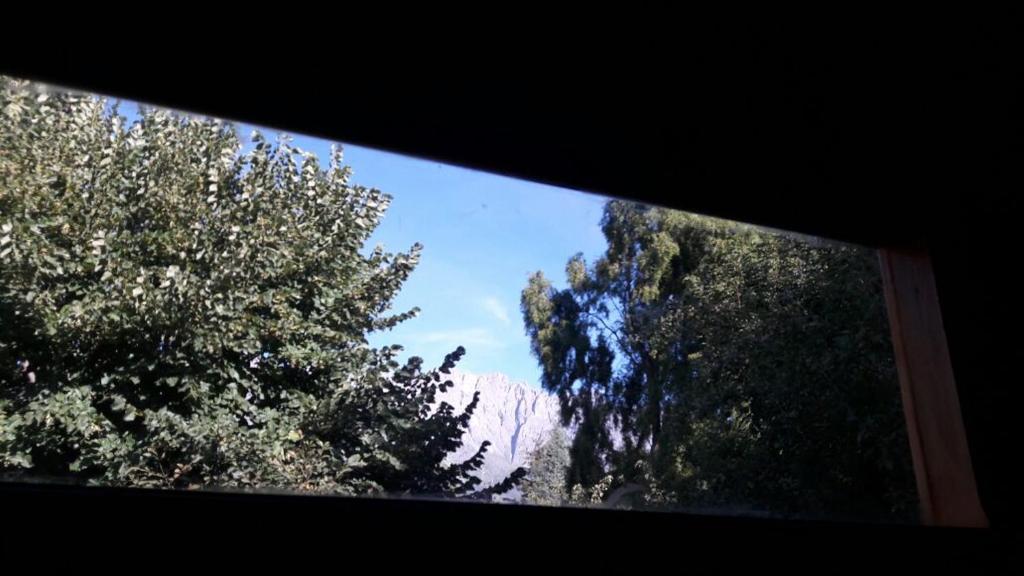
[522,426,570,506]
[0,76,516,498]
[521,200,916,520]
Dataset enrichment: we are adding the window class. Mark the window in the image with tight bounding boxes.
[0,74,982,526]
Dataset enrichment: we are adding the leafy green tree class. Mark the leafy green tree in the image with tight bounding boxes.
[521,200,916,520]
[521,426,570,506]
[0,76,517,498]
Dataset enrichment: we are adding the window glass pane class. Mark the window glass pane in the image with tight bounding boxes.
[0,76,917,522]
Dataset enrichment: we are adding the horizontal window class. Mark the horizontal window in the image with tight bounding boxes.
[0,75,916,523]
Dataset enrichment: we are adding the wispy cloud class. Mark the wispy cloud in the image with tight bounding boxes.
[482,296,511,325]
[407,327,506,351]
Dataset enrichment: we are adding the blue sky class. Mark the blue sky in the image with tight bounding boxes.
[240,124,610,386]
[111,101,612,385]
[339,139,609,385]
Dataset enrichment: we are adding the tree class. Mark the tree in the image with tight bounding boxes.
[521,426,570,506]
[0,76,519,498]
[521,200,916,520]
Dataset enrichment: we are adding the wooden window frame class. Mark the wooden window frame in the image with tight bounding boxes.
[879,249,988,527]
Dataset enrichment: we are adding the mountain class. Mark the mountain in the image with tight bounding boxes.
[435,370,564,498]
